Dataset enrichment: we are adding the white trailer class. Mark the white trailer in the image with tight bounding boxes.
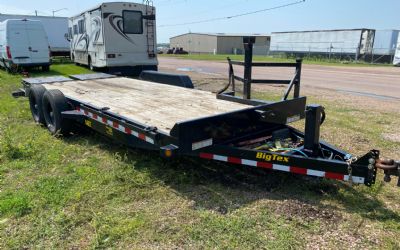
[394,35,400,66]
[0,19,50,71]
[270,29,375,58]
[372,30,399,55]
[68,2,157,74]
[0,14,69,55]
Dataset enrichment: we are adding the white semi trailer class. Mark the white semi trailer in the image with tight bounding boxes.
[68,2,158,75]
[270,29,375,59]
[394,35,400,66]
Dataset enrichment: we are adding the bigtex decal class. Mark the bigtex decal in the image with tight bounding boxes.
[256,152,289,163]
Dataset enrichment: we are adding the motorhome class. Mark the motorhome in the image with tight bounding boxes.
[68,2,158,74]
[394,35,400,66]
[0,19,50,71]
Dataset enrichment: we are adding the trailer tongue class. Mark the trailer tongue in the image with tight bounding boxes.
[12,38,399,188]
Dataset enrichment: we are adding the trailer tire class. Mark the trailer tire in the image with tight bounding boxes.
[42,65,50,72]
[88,56,95,71]
[29,85,46,125]
[42,89,73,136]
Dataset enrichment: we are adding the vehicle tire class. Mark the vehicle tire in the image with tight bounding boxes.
[28,84,46,125]
[42,89,73,136]
[42,65,50,72]
[88,57,95,71]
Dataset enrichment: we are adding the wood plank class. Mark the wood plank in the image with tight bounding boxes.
[43,77,250,133]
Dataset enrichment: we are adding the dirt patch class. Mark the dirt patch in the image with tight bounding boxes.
[382,133,400,143]
[274,199,341,223]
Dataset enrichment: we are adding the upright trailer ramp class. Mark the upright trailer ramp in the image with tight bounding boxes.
[42,77,250,133]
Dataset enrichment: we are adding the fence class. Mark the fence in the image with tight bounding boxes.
[269,43,397,64]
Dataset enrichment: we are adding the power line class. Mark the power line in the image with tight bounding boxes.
[158,0,305,28]
[161,0,252,21]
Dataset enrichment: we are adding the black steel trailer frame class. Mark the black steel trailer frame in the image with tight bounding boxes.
[12,38,399,188]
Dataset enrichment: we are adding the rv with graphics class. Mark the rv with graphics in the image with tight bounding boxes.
[68,2,158,74]
[394,35,400,66]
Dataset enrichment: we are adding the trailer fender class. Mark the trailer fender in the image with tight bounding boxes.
[139,70,194,89]
[29,85,47,125]
[42,89,73,135]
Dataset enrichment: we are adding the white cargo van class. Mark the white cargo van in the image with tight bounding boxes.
[0,19,50,71]
[68,2,158,75]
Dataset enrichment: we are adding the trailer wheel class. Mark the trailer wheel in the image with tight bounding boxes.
[88,57,95,71]
[42,89,73,135]
[29,85,46,125]
[42,65,50,72]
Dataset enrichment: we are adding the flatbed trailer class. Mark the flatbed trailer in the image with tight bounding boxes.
[12,38,399,188]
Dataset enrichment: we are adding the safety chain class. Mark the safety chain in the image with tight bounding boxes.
[346,156,358,186]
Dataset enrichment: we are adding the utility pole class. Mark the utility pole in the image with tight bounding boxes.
[52,8,68,17]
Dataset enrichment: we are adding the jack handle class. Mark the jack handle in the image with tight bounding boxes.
[375,158,400,186]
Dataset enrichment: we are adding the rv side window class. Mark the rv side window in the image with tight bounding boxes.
[78,20,85,34]
[73,25,78,35]
[123,11,143,34]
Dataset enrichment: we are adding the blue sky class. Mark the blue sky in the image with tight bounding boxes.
[1,0,399,42]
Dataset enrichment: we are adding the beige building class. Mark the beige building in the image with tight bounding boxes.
[170,33,270,55]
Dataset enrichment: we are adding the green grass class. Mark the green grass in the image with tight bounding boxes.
[0,64,399,249]
[160,54,393,67]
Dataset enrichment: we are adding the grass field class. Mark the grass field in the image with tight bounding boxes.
[0,64,399,249]
[159,54,393,67]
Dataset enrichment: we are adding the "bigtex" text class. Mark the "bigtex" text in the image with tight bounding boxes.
[256,152,289,162]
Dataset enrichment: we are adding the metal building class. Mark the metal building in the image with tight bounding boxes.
[270,29,375,59]
[169,33,270,55]
[0,14,69,55]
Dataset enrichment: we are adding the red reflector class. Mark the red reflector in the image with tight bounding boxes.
[107,54,116,58]
[257,162,273,169]
[199,153,213,159]
[6,46,12,59]
[228,157,242,164]
[290,166,307,175]
[325,172,344,180]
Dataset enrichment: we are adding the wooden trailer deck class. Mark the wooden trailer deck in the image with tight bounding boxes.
[43,77,250,133]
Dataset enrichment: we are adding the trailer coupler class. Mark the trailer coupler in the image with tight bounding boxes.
[376,158,400,186]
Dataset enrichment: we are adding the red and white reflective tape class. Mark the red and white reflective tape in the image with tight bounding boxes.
[76,106,154,144]
[199,153,365,184]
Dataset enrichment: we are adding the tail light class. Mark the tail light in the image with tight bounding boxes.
[6,46,12,59]
[48,46,51,57]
